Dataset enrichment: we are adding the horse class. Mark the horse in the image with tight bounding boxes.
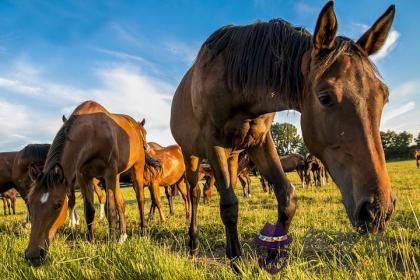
[25,101,152,266]
[0,144,50,220]
[1,188,17,215]
[202,153,256,201]
[304,154,321,187]
[145,144,190,222]
[416,150,420,169]
[170,2,396,266]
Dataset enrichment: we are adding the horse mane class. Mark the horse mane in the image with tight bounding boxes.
[198,19,378,108]
[19,144,51,165]
[143,153,163,184]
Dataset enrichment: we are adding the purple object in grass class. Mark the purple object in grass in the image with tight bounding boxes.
[255,223,292,274]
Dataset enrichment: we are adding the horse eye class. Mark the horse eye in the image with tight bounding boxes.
[318,93,334,107]
[54,202,62,210]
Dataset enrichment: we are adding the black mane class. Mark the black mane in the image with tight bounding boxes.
[198,19,312,105]
[198,19,373,107]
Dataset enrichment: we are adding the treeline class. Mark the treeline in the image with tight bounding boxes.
[271,122,419,161]
[380,130,419,160]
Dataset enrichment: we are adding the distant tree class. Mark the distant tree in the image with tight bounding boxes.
[296,141,309,155]
[415,132,420,148]
[380,130,413,160]
[271,122,304,155]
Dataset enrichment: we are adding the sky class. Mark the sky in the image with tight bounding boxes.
[0,0,419,151]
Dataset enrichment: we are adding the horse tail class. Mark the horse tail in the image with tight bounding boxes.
[144,153,163,183]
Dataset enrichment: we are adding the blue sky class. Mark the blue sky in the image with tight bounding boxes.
[0,0,419,151]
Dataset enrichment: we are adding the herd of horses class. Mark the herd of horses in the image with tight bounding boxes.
[0,2,401,272]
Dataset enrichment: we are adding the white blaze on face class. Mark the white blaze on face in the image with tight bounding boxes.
[40,192,50,204]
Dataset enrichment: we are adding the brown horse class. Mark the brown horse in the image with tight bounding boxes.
[0,144,50,220]
[25,101,150,266]
[1,188,17,215]
[170,2,396,264]
[145,144,190,223]
[304,154,321,187]
[415,150,420,169]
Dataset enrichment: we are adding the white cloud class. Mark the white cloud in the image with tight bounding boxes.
[0,61,176,151]
[390,79,420,97]
[0,101,61,150]
[164,40,199,64]
[371,30,400,62]
[295,2,317,16]
[0,77,42,95]
[382,101,416,124]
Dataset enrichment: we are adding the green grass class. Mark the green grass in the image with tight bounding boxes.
[0,160,419,279]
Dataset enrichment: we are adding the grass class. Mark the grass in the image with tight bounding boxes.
[0,160,419,279]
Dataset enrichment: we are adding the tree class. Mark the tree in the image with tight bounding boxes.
[415,132,420,148]
[271,122,304,155]
[380,130,413,160]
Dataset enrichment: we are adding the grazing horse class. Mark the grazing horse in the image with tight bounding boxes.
[25,101,150,266]
[304,154,329,187]
[280,154,306,187]
[170,2,396,265]
[416,150,420,169]
[145,145,190,223]
[1,188,17,215]
[0,144,50,219]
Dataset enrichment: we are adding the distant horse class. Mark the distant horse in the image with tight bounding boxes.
[416,150,420,169]
[0,144,50,219]
[25,101,153,266]
[304,154,329,187]
[202,153,255,201]
[260,153,306,192]
[145,144,190,222]
[170,2,396,264]
[1,188,16,215]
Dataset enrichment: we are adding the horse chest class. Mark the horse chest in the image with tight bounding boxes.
[221,115,271,150]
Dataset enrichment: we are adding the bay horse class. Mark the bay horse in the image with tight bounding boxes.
[25,101,150,266]
[145,144,190,223]
[170,2,396,266]
[0,144,50,220]
[415,150,420,169]
[1,188,16,215]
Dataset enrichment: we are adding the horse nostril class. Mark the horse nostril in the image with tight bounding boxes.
[357,201,376,225]
[39,248,46,259]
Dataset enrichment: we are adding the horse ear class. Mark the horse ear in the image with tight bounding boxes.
[62,115,68,123]
[313,1,338,50]
[139,118,146,126]
[357,5,395,56]
[52,164,65,184]
[28,163,42,182]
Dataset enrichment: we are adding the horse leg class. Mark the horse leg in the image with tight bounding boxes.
[92,178,106,220]
[78,176,96,241]
[207,148,241,260]
[67,188,78,228]
[150,182,165,223]
[2,197,6,215]
[246,172,251,197]
[238,174,247,198]
[7,198,11,215]
[104,172,119,242]
[177,178,190,219]
[12,196,15,215]
[147,186,156,223]
[248,134,297,233]
[184,154,201,256]
[165,186,174,216]
[114,175,127,243]
[132,164,146,234]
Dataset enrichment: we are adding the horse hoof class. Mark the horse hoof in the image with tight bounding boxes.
[118,233,128,244]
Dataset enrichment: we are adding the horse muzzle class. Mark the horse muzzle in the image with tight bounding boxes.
[25,247,47,266]
[354,192,396,233]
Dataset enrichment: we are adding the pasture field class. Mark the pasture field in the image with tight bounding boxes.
[0,160,418,279]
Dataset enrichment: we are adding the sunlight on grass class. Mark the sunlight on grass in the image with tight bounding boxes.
[0,160,418,279]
